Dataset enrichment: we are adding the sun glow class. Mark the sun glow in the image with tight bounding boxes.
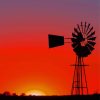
[26,90,46,96]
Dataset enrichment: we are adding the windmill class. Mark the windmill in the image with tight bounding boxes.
[48,22,96,95]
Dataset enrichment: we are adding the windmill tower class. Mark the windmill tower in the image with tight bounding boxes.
[48,22,96,95]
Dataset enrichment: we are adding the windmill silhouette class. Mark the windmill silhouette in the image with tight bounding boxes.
[48,22,96,95]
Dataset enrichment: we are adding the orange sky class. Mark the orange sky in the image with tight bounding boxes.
[0,0,99,95]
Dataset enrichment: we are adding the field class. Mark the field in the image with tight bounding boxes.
[0,94,99,100]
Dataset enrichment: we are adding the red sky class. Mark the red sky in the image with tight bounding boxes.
[0,0,100,95]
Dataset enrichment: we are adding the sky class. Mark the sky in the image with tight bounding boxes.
[0,0,100,95]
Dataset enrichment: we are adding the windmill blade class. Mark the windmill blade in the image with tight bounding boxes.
[87,27,93,35]
[73,44,91,57]
[74,28,83,38]
[71,38,78,43]
[72,43,78,48]
[72,33,84,43]
[48,34,64,48]
[84,22,87,33]
[81,22,83,33]
[74,28,84,40]
[74,28,80,34]
[88,41,96,46]
[72,33,78,38]
[87,31,95,38]
[77,33,84,41]
[77,24,81,32]
[85,22,86,27]
[88,37,96,41]
[86,23,90,32]
[83,46,91,56]
[86,43,94,51]
[79,46,91,57]
[73,45,81,55]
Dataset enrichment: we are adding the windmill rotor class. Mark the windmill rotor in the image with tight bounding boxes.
[71,22,96,57]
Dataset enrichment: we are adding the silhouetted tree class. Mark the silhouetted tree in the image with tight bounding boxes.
[20,93,26,96]
[0,93,2,96]
[12,93,17,96]
[3,91,11,96]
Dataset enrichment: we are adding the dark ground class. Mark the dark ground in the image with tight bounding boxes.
[0,94,100,100]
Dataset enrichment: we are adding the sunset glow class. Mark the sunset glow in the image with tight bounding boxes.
[0,0,99,95]
[26,90,46,96]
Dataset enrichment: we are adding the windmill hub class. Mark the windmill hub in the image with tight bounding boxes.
[80,39,88,47]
